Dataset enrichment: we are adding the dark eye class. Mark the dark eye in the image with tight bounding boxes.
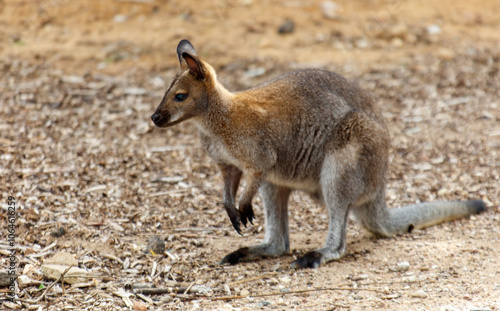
[174,93,187,102]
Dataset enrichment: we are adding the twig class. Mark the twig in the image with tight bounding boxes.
[227,272,277,286]
[250,286,385,297]
[178,286,386,301]
[183,280,196,295]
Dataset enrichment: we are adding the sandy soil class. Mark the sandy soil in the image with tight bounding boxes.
[0,0,499,310]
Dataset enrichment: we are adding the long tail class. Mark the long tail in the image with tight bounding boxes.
[355,200,487,237]
[384,200,486,236]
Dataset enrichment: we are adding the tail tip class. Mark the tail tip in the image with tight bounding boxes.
[469,200,487,214]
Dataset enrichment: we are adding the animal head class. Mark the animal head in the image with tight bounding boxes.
[151,39,215,127]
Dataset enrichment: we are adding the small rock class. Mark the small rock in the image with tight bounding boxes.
[352,294,363,300]
[0,272,14,287]
[437,48,455,61]
[3,301,21,309]
[113,14,128,23]
[244,67,266,78]
[397,261,410,272]
[17,275,32,288]
[62,75,85,84]
[391,37,404,48]
[50,227,66,238]
[381,293,400,300]
[411,289,428,298]
[321,1,342,20]
[41,264,89,284]
[240,288,250,297]
[278,20,295,34]
[404,275,417,283]
[223,284,231,296]
[123,87,147,96]
[257,301,272,307]
[426,24,441,35]
[280,288,291,293]
[279,276,291,284]
[390,261,410,272]
[146,236,165,255]
[132,300,148,311]
[45,252,78,266]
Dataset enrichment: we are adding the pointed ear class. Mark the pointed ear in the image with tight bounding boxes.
[177,39,196,65]
[176,39,205,79]
[182,52,205,79]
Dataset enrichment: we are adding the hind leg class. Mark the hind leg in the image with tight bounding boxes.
[221,182,291,265]
[291,153,363,269]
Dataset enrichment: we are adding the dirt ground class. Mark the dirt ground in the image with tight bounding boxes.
[1,0,499,310]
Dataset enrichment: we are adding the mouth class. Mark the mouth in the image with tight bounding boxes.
[151,112,170,127]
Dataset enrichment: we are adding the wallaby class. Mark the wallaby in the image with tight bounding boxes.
[151,39,486,269]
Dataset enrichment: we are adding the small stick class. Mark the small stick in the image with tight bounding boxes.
[250,286,385,298]
[227,272,278,286]
[33,265,74,303]
[178,286,386,301]
[133,288,171,295]
[183,280,196,295]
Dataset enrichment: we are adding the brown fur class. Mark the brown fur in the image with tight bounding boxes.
[151,40,486,268]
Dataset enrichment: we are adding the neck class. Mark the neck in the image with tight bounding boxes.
[193,79,235,136]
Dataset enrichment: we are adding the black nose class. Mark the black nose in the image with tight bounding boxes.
[151,112,162,124]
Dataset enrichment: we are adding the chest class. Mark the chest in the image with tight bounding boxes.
[199,132,242,168]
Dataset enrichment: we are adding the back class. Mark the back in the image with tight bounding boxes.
[236,69,387,182]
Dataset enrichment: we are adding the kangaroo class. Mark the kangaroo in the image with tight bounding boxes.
[151,39,486,269]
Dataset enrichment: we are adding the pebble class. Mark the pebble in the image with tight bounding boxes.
[397,261,410,272]
[244,67,266,78]
[279,276,291,284]
[132,300,148,311]
[17,275,32,288]
[278,20,295,34]
[257,301,272,307]
[50,227,66,238]
[45,252,78,266]
[411,289,428,298]
[427,24,441,35]
[321,1,342,20]
[146,236,165,255]
[240,289,250,297]
[437,48,456,61]
[389,261,410,272]
[40,264,89,284]
[0,272,12,287]
[3,301,21,309]
[352,294,363,300]
[113,14,128,23]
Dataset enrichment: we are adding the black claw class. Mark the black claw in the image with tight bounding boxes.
[230,218,242,235]
[224,203,243,235]
[220,247,250,265]
[239,203,255,228]
[291,251,323,269]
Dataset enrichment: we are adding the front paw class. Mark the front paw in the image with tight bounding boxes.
[290,251,323,269]
[220,247,250,265]
[239,203,255,227]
